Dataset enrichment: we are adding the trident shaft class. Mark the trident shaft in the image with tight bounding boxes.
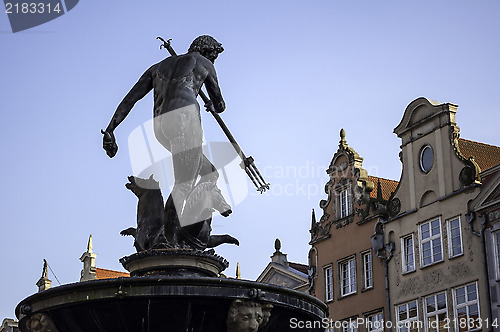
[157,37,270,193]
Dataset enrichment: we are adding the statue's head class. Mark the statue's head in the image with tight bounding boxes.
[226,300,266,332]
[188,35,224,63]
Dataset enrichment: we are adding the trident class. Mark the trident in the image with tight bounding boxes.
[157,37,270,193]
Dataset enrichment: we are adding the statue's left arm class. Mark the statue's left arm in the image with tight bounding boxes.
[103,67,154,158]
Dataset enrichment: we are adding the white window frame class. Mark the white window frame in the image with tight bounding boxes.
[341,318,358,332]
[447,216,463,258]
[324,265,334,302]
[362,251,373,289]
[424,292,448,331]
[396,300,420,332]
[401,234,416,273]
[453,282,481,332]
[365,311,384,332]
[419,218,443,267]
[339,186,352,219]
[493,231,500,281]
[340,257,356,297]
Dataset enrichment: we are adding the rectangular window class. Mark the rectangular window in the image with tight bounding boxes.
[362,251,373,289]
[402,234,416,273]
[340,257,356,296]
[396,300,419,332]
[366,312,384,332]
[494,232,500,280]
[424,292,448,331]
[419,218,443,267]
[324,265,333,302]
[447,217,463,258]
[339,187,352,218]
[341,318,358,332]
[453,282,480,331]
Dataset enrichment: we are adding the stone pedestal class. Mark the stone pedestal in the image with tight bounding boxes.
[120,249,229,277]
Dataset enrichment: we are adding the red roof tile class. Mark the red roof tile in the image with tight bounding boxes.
[458,138,500,172]
[367,176,399,200]
[95,268,129,279]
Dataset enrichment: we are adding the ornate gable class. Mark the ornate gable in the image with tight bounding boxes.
[393,97,457,138]
[310,130,375,243]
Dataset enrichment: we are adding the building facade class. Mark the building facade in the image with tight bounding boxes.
[309,129,398,331]
[470,162,500,331]
[0,319,18,332]
[385,97,500,332]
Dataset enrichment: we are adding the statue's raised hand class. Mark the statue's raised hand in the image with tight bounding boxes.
[101,129,118,158]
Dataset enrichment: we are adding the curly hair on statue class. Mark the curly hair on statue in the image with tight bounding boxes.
[188,35,224,54]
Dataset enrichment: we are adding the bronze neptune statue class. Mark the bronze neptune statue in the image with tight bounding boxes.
[102,35,237,251]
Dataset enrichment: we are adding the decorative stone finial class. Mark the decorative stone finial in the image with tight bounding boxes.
[274,239,281,252]
[42,259,48,278]
[271,239,288,266]
[36,259,51,292]
[87,234,93,253]
[236,262,241,280]
[339,128,348,148]
[80,235,97,282]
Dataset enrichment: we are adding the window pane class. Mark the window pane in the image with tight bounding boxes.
[437,293,446,310]
[426,296,436,313]
[469,303,479,316]
[409,301,417,318]
[456,287,466,304]
[431,219,440,236]
[422,223,430,239]
[422,242,431,253]
[399,304,407,320]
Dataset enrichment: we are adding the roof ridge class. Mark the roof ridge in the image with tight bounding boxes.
[459,137,500,149]
[367,175,399,183]
[289,262,307,267]
[96,267,129,273]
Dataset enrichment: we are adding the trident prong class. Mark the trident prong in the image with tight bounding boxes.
[157,37,270,193]
[241,156,270,193]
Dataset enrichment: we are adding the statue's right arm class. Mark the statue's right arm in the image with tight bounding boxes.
[105,68,154,133]
[203,63,225,113]
[102,68,154,158]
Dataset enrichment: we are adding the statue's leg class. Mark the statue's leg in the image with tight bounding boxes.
[154,106,204,227]
[196,155,232,217]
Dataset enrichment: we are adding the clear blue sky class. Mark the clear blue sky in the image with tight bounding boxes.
[1,0,499,321]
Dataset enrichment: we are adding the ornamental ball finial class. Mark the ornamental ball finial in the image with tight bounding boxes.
[274,238,281,252]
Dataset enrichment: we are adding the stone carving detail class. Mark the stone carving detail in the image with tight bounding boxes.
[450,125,481,185]
[387,197,401,217]
[226,300,273,332]
[27,313,59,332]
[459,163,480,187]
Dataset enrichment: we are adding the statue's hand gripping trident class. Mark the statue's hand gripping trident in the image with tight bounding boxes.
[157,37,270,193]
